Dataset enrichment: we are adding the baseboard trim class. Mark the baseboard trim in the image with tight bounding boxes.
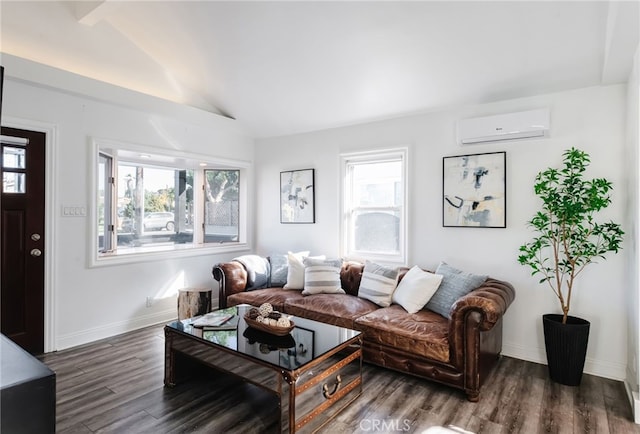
[623,381,640,424]
[55,308,176,351]
[502,342,546,366]
[502,342,626,381]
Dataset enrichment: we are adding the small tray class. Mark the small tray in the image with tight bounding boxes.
[244,314,295,336]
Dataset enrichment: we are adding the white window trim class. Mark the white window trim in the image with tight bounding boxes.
[97,151,114,252]
[89,138,253,267]
[339,147,408,265]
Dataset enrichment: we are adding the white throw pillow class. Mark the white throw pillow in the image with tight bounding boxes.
[283,251,321,290]
[357,261,399,307]
[302,257,345,295]
[392,266,444,314]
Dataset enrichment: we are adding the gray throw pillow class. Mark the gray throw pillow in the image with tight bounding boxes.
[424,262,487,318]
[269,254,288,287]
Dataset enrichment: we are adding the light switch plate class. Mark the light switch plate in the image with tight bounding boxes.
[62,205,87,217]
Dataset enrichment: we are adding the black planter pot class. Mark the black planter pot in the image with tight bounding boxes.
[542,314,590,386]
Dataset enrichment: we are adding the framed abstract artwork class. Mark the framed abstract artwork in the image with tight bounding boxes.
[443,151,506,228]
[280,169,315,223]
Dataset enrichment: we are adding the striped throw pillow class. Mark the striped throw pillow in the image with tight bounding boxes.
[357,261,399,307]
[302,257,345,295]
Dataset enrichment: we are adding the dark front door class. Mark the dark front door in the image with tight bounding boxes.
[1,126,46,354]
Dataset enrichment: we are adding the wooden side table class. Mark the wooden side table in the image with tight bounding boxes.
[177,287,212,320]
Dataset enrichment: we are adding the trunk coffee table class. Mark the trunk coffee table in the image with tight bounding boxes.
[164,304,363,433]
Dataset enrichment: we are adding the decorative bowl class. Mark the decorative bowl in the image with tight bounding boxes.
[244,314,295,336]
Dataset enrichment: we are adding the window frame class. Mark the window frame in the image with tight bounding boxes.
[340,147,408,265]
[89,138,252,267]
[97,151,114,253]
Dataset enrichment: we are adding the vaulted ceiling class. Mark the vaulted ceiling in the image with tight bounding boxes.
[1,1,638,138]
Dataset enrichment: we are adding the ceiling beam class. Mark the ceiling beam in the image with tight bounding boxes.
[602,0,640,84]
[74,1,120,27]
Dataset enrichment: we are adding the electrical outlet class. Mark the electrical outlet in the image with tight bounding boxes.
[146,296,153,308]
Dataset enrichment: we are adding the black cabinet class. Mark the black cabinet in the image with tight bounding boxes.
[1,334,55,433]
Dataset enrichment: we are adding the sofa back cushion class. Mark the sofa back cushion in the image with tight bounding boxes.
[340,261,365,296]
[396,266,412,283]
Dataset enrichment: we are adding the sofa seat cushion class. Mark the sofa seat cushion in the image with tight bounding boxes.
[284,294,378,329]
[227,288,305,312]
[354,305,450,363]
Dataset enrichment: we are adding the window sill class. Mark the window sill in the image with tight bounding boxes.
[90,242,251,268]
[343,252,407,267]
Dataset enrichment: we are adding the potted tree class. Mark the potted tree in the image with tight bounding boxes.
[518,147,624,386]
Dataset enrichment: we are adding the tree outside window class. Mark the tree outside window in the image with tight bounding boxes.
[204,169,239,243]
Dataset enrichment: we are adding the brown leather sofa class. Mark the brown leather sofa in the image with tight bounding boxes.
[212,258,515,402]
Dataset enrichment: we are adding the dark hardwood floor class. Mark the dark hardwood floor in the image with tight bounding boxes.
[39,324,640,433]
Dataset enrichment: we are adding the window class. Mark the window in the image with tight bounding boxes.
[111,163,194,249]
[341,148,407,264]
[2,136,28,194]
[94,141,248,263]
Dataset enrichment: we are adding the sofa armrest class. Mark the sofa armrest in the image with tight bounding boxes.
[451,279,515,330]
[212,262,248,309]
[448,278,515,367]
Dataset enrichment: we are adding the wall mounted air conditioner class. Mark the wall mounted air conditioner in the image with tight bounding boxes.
[457,108,550,145]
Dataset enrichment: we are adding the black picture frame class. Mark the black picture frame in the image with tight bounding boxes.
[280,326,315,369]
[280,168,315,224]
[0,65,4,125]
[443,151,506,228]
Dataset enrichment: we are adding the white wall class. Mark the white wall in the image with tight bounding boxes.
[624,42,640,420]
[2,57,254,350]
[255,84,629,380]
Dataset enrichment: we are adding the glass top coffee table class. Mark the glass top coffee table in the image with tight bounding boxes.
[164,304,363,433]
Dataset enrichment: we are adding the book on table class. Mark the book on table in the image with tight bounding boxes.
[191,312,238,329]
